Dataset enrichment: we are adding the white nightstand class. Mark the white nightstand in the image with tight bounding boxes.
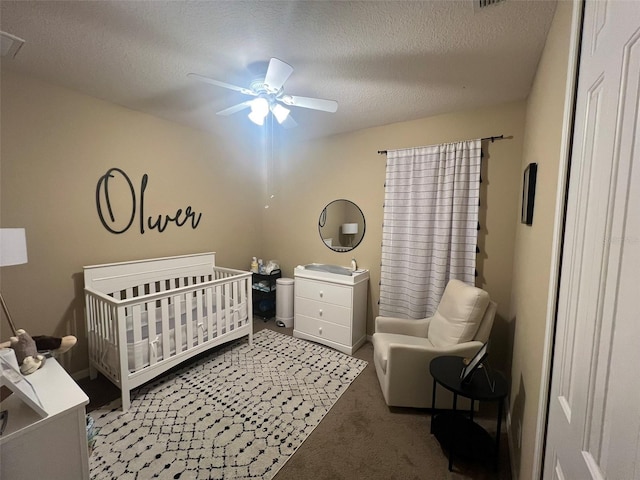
[1,354,89,479]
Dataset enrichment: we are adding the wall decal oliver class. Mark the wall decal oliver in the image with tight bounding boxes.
[96,168,202,234]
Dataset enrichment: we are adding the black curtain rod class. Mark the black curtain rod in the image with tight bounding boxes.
[377,135,504,154]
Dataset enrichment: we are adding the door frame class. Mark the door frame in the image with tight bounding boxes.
[531,1,584,478]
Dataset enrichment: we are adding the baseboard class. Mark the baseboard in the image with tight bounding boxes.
[506,407,519,480]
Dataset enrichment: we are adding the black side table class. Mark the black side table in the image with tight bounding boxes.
[429,355,508,472]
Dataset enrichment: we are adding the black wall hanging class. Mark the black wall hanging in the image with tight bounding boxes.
[521,163,537,226]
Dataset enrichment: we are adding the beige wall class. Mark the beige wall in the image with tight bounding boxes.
[263,101,527,373]
[0,70,263,374]
[1,70,528,379]
[508,1,575,477]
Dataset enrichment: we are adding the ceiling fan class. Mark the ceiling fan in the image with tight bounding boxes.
[188,58,338,128]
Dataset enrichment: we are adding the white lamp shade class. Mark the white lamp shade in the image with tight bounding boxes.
[248,97,270,125]
[0,228,28,266]
[342,223,358,235]
[248,110,266,125]
[271,103,290,124]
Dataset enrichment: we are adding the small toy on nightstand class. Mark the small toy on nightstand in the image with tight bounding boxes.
[0,329,77,375]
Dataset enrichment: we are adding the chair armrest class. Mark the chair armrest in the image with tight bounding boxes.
[430,341,485,359]
[375,316,432,337]
[386,340,486,377]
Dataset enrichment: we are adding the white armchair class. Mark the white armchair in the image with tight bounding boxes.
[372,279,497,409]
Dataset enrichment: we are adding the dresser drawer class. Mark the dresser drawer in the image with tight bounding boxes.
[295,314,351,345]
[295,297,351,328]
[295,278,352,307]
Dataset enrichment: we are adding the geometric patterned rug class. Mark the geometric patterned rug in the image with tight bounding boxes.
[89,329,367,479]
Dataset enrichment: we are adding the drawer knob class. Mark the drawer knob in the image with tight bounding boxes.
[319,291,324,298]
[319,327,322,335]
[319,309,323,316]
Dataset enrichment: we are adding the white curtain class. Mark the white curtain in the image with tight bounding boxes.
[379,139,482,319]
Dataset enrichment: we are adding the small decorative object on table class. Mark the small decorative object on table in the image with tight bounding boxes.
[460,342,489,385]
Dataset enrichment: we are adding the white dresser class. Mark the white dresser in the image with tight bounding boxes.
[0,355,89,480]
[293,265,369,355]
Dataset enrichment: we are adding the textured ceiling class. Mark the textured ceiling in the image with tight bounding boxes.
[0,1,557,141]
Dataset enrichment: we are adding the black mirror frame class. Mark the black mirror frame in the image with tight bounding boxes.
[318,199,366,253]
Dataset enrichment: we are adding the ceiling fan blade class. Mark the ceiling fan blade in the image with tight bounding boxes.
[188,73,256,95]
[216,102,251,116]
[286,95,338,113]
[263,58,293,93]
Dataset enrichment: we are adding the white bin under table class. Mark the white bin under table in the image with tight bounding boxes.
[276,277,294,327]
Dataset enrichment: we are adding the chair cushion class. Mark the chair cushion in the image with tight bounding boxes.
[372,333,434,374]
[427,279,490,348]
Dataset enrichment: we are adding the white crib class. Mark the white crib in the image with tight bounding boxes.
[84,252,252,411]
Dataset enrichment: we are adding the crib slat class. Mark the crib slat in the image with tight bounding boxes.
[225,281,237,331]
[85,295,94,346]
[196,289,204,345]
[106,302,115,376]
[224,282,231,334]
[240,277,248,327]
[160,297,170,360]
[233,280,242,329]
[235,279,242,328]
[132,304,142,372]
[206,286,214,342]
[85,295,96,378]
[147,300,157,366]
[121,288,129,317]
[185,292,194,350]
[116,304,129,399]
[173,294,183,354]
[95,297,106,374]
[216,286,223,338]
[98,300,108,373]
[245,276,251,329]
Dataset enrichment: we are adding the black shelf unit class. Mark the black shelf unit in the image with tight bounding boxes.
[252,269,281,320]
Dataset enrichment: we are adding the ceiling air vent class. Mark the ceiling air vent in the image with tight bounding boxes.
[473,0,506,12]
[0,31,25,58]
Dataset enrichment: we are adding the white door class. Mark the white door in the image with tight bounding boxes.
[543,1,640,479]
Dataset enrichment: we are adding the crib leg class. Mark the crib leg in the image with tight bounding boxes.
[121,390,131,412]
[89,363,98,380]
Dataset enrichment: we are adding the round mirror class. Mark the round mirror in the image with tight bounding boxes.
[318,199,365,252]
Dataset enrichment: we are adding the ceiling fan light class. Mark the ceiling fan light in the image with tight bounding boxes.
[248,110,265,125]
[250,97,269,117]
[271,104,290,124]
[248,97,269,125]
